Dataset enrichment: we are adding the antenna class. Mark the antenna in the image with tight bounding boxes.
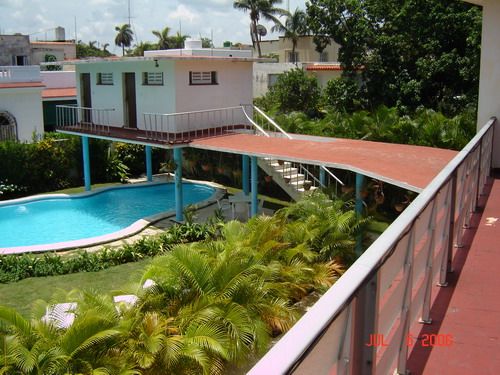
[74,16,77,41]
[287,0,290,12]
[128,0,131,25]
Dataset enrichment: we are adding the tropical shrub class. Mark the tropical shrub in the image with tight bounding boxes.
[266,69,321,115]
[0,193,360,374]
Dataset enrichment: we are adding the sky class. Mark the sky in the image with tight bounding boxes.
[0,0,306,54]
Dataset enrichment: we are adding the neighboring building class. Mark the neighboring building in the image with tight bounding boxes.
[0,29,76,68]
[253,62,344,97]
[71,40,257,130]
[258,35,339,63]
[31,41,77,65]
[253,36,343,97]
[0,34,31,66]
[41,71,77,131]
[0,66,44,142]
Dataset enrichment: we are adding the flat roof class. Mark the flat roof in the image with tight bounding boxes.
[50,53,272,66]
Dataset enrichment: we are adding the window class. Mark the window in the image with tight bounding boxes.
[319,51,329,62]
[13,55,28,66]
[143,72,164,86]
[288,51,299,63]
[189,71,218,85]
[267,74,281,88]
[97,72,113,85]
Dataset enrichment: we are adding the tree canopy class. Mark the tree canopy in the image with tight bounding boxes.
[307,0,482,115]
[233,0,289,57]
[114,24,134,56]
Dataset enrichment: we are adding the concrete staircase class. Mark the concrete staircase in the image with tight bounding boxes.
[258,158,318,201]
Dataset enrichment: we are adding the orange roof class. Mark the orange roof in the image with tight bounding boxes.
[0,82,45,89]
[42,87,77,99]
[306,64,343,71]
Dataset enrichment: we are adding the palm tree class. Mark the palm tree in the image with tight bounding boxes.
[152,26,171,49]
[233,0,289,57]
[170,31,190,49]
[272,8,308,65]
[115,24,134,56]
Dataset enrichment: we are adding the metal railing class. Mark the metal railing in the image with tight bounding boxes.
[249,118,496,375]
[243,104,344,194]
[56,105,115,134]
[143,106,252,143]
[0,66,40,83]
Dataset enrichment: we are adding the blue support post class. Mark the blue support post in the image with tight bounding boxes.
[82,136,91,191]
[242,155,250,196]
[355,173,365,256]
[320,166,326,187]
[174,148,183,222]
[145,145,153,182]
[251,156,258,216]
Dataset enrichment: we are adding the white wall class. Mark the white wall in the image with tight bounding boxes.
[253,62,296,98]
[76,60,176,129]
[174,60,253,129]
[475,0,500,167]
[0,87,43,142]
[41,71,76,88]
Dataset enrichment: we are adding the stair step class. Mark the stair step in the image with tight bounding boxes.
[298,186,319,193]
[270,161,292,169]
[282,173,305,183]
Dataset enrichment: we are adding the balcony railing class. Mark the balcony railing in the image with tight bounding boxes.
[0,66,41,83]
[56,105,115,134]
[143,106,252,142]
[249,118,496,375]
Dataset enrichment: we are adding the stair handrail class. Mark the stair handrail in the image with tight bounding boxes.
[241,105,270,138]
[253,105,293,139]
[251,105,344,187]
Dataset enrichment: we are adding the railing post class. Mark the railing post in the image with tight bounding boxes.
[145,145,153,182]
[420,200,437,324]
[174,148,183,222]
[475,139,482,210]
[439,173,457,286]
[82,136,91,191]
[350,271,379,375]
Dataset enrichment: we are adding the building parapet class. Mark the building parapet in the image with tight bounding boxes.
[0,65,41,83]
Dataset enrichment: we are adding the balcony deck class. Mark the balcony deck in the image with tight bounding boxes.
[408,171,500,374]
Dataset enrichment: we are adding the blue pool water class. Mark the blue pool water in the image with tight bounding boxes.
[0,183,214,248]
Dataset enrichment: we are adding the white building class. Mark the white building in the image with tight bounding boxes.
[72,40,259,131]
[0,66,44,142]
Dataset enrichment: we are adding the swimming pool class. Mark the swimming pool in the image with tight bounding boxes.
[0,182,217,253]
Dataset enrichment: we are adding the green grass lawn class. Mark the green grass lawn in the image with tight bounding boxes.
[0,259,151,317]
[45,182,120,195]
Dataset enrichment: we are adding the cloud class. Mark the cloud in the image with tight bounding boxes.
[168,4,200,24]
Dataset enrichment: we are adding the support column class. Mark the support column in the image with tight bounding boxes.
[145,145,153,182]
[242,154,250,196]
[174,148,183,222]
[355,173,365,256]
[82,136,91,191]
[320,166,326,187]
[251,156,258,216]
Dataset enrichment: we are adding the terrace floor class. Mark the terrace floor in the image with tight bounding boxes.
[407,171,500,374]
